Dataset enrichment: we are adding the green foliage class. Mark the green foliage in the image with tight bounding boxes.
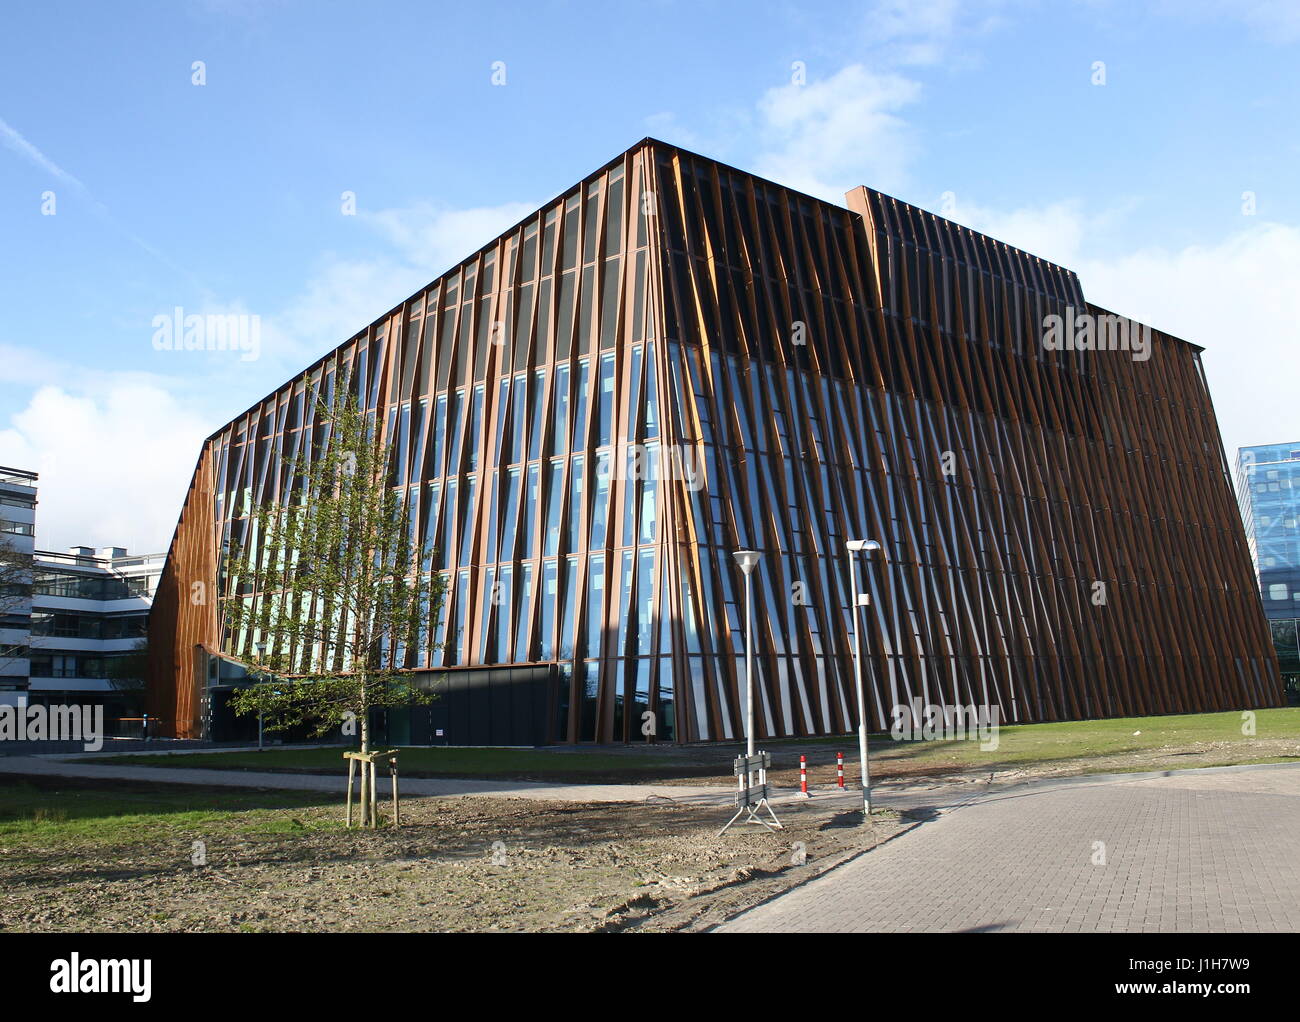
[223,382,447,750]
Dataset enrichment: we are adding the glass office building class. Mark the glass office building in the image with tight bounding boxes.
[147,139,1283,743]
[1237,442,1300,697]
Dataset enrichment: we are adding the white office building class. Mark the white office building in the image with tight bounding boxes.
[0,466,38,706]
[0,465,165,729]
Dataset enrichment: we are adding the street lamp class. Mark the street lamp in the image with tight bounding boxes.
[719,549,782,835]
[845,539,881,819]
[731,550,763,761]
[254,640,267,751]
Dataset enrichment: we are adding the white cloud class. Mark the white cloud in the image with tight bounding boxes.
[0,382,211,554]
[0,195,537,553]
[753,64,922,201]
[865,0,964,65]
[852,0,1011,68]
[651,3,1015,202]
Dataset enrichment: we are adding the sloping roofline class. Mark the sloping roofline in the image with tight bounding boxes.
[202,135,1203,446]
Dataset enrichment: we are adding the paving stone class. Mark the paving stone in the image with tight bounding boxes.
[719,767,1300,932]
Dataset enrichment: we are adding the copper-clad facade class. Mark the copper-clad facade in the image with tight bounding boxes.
[147,139,1282,742]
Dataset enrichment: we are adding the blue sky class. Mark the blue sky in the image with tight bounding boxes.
[2,0,1298,552]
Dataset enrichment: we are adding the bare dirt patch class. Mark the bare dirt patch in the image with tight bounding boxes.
[0,776,905,933]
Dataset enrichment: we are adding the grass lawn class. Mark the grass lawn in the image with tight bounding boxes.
[860,706,1300,774]
[86,706,1300,785]
[0,777,338,850]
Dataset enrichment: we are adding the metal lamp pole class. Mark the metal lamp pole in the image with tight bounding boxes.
[717,548,783,835]
[845,539,881,818]
[732,550,763,763]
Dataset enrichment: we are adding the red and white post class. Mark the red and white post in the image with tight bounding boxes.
[837,752,846,790]
[799,754,809,796]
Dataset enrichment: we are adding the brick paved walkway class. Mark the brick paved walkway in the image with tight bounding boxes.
[719,765,1300,932]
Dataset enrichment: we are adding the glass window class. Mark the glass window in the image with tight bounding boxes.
[573,359,590,451]
[395,403,411,484]
[448,389,465,474]
[494,566,513,662]
[553,364,571,456]
[458,475,478,566]
[581,662,599,743]
[633,658,651,731]
[591,451,612,549]
[616,550,635,654]
[544,459,565,556]
[468,384,484,471]
[583,185,601,264]
[557,271,576,359]
[508,375,527,466]
[436,478,457,571]
[431,569,452,665]
[604,176,624,259]
[520,225,538,281]
[432,393,448,477]
[568,455,585,551]
[560,555,579,659]
[500,467,522,562]
[643,344,660,439]
[540,558,558,659]
[597,352,616,447]
[528,369,547,462]
[636,549,657,655]
[638,443,659,545]
[586,553,605,660]
[561,196,580,270]
[522,463,540,560]
[451,570,470,664]
[542,210,558,273]
[485,469,500,565]
[514,562,534,662]
[600,259,621,349]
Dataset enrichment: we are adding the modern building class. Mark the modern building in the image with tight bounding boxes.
[147,138,1283,744]
[28,545,165,725]
[1237,443,1300,698]
[0,463,166,725]
[0,466,38,706]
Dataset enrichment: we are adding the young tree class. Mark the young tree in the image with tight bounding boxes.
[224,386,446,816]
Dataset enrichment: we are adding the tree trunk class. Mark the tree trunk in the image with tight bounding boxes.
[359,673,370,826]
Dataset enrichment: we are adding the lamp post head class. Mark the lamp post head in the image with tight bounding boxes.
[846,539,882,554]
[732,549,763,575]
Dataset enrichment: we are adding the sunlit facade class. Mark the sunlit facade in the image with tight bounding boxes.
[147,139,1283,743]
